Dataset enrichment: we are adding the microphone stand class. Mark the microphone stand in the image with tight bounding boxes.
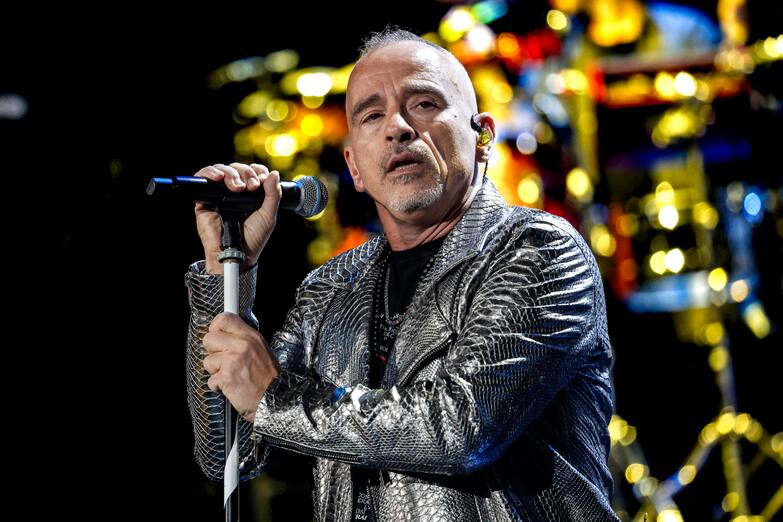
[146,173,327,521]
[216,208,247,522]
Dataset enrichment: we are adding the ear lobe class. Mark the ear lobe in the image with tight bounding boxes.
[343,146,366,193]
[475,129,493,163]
[472,112,496,164]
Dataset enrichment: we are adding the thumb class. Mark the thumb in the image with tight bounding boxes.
[260,170,282,218]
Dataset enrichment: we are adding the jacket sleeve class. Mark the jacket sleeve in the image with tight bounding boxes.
[250,217,603,475]
[184,260,307,482]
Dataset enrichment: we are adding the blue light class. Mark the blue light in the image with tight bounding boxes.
[743,192,762,217]
[472,0,508,24]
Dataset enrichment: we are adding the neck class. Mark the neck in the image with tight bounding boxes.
[380,173,482,251]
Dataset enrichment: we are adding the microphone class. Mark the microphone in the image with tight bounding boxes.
[146,175,328,217]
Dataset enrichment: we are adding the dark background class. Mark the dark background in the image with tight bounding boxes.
[3,2,779,520]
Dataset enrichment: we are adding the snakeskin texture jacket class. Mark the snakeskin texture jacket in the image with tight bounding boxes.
[185,176,619,521]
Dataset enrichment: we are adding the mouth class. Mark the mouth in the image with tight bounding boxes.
[387,153,425,175]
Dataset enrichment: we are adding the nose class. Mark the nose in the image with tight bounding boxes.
[385,112,417,144]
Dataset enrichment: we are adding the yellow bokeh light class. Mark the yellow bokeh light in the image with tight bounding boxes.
[307,237,332,266]
[664,248,685,273]
[763,36,780,59]
[566,167,593,202]
[734,413,751,435]
[238,91,271,118]
[621,425,637,446]
[717,412,735,435]
[693,202,719,229]
[265,49,299,73]
[609,416,628,442]
[678,465,696,485]
[266,99,289,122]
[650,251,667,275]
[673,72,697,97]
[297,72,332,97]
[638,477,657,496]
[546,9,569,31]
[265,133,298,157]
[300,113,324,137]
[770,432,782,453]
[560,69,588,94]
[722,492,739,512]
[578,111,598,134]
[562,69,588,94]
[517,175,541,205]
[550,0,580,13]
[695,80,712,101]
[704,322,724,345]
[440,7,476,42]
[654,72,675,98]
[730,280,749,302]
[591,225,616,257]
[658,205,679,229]
[625,463,647,484]
[302,95,325,109]
[746,421,763,443]
[743,302,771,339]
[655,181,675,204]
[700,422,718,444]
[708,346,728,372]
[491,82,514,104]
[708,268,728,291]
[657,509,684,522]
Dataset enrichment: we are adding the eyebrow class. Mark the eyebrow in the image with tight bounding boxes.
[350,93,382,125]
[349,84,448,124]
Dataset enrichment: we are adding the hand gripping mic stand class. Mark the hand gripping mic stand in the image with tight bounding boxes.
[216,208,248,522]
[146,174,327,522]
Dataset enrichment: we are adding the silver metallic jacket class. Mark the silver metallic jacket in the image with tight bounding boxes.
[185,177,619,521]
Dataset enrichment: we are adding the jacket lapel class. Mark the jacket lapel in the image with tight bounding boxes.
[386,177,511,385]
[311,176,511,387]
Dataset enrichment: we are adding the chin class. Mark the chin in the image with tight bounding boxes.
[387,182,445,214]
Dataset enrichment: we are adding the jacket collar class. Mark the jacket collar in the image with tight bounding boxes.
[309,175,510,290]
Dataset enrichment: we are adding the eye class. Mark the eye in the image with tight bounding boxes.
[362,112,382,124]
[415,100,436,109]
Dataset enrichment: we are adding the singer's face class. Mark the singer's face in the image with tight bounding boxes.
[343,41,478,222]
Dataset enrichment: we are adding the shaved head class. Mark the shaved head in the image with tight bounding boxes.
[350,27,478,116]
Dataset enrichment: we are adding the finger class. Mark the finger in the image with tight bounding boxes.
[213,164,246,192]
[193,167,224,212]
[260,170,282,214]
[202,332,226,355]
[249,163,269,176]
[194,165,225,181]
[229,163,261,191]
[208,312,247,335]
[207,374,221,393]
[203,353,222,374]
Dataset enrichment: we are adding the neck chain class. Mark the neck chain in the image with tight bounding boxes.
[381,251,437,329]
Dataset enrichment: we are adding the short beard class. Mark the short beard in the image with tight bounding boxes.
[384,171,445,214]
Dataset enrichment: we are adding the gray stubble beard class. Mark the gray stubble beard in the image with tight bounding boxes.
[383,170,445,214]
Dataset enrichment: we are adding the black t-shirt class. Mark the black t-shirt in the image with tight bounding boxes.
[351,235,446,521]
[367,235,446,388]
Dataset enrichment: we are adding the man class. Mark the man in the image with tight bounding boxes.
[185,28,618,521]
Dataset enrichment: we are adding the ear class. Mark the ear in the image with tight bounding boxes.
[473,112,496,163]
[343,146,366,193]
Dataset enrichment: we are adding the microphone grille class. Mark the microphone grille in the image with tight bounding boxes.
[296,176,329,217]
